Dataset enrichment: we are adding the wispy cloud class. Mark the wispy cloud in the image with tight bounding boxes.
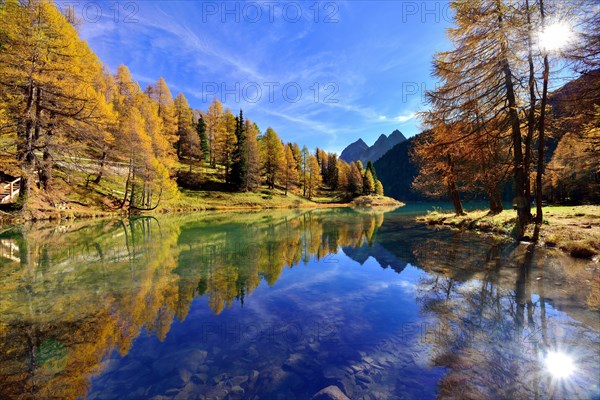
[372,112,417,124]
[393,112,417,123]
[260,108,338,140]
[77,0,449,152]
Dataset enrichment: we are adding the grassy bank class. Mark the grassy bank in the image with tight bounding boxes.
[0,159,404,225]
[418,205,600,259]
[350,195,404,207]
[167,188,348,211]
[1,179,403,225]
[170,191,403,212]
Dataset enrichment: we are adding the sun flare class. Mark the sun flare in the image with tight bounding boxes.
[539,22,574,52]
[545,351,576,379]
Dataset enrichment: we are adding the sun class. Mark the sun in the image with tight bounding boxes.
[544,351,576,379]
[539,22,574,52]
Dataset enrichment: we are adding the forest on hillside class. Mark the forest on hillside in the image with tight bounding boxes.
[1,0,598,230]
[0,0,383,214]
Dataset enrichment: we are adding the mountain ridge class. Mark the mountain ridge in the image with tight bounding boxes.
[340,129,406,165]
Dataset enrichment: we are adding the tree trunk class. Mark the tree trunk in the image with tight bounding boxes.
[303,173,306,197]
[524,0,537,206]
[18,174,30,202]
[495,188,503,213]
[497,2,531,237]
[488,188,500,214]
[503,61,530,235]
[448,180,464,215]
[210,144,216,168]
[446,154,464,215]
[15,83,37,203]
[40,149,52,190]
[129,175,136,211]
[141,183,146,209]
[120,161,133,209]
[34,89,42,143]
[94,151,107,184]
[536,0,550,224]
[19,85,36,164]
[488,188,497,212]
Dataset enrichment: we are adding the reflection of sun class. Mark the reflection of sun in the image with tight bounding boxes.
[545,351,576,378]
[539,22,574,51]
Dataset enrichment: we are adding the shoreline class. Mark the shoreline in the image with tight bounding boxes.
[0,194,404,226]
[417,205,600,259]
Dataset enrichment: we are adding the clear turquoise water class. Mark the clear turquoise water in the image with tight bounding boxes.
[0,206,598,399]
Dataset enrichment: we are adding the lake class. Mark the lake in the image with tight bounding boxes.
[0,206,598,399]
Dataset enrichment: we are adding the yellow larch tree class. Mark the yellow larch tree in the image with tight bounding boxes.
[0,0,114,195]
[283,143,299,195]
[174,92,201,171]
[147,77,178,152]
[215,108,237,182]
[204,97,223,167]
[306,154,322,199]
[260,127,285,189]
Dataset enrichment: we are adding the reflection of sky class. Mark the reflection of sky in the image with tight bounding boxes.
[77,218,600,398]
[87,241,600,399]
[3,211,599,399]
[87,252,445,398]
[413,272,600,399]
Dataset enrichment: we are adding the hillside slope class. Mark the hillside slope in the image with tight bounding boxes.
[374,137,422,202]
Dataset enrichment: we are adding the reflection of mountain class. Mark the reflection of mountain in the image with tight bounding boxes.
[342,243,408,274]
[174,208,388,315]
[373,221,600,327]
[0,209,389,399]
[1,209,598,399]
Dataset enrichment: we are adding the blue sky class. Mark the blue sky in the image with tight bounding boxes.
[62,1,453,154]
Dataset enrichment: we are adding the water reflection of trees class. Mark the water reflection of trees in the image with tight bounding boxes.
[0,209,387,399]
[0,217,182,399]
[2,209,597,400]
[412,240,600,399]
[175,209,385,316]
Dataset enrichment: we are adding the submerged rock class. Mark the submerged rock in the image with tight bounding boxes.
[249,370,260,382]
[229,375,248,386]
[191,373,208,384]
[152,349,208,377]
[311,385,350,400]
[226,385,245,400]
[322,365,346,380]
